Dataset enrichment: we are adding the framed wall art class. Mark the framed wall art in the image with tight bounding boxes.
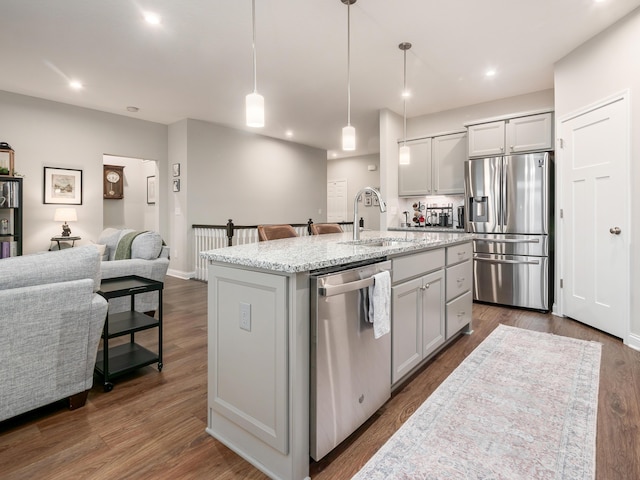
[43,167,83,205]
[172,163,180,177]
[147,176,156,204]
[173,178,180,192]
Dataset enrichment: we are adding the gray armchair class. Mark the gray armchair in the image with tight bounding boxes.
[0,246,108,421]
[97,228,170,315]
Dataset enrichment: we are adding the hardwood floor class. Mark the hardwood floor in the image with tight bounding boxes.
[1,276,639,479]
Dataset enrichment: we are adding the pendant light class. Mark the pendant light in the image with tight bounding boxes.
[398,42,412,165]
[341,0,356,151]
[246,0,264,127]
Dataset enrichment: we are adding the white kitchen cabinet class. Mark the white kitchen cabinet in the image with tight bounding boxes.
[432,131,467,194]
[398,131,467,197]
[398,138,432,196]
[467,112,553,158]
[506,113,553,154]
[467,121,506,158]
[391,268,445,384]
[445,241,473,339]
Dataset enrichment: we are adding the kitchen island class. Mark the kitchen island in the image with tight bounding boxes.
[202,230,473,480]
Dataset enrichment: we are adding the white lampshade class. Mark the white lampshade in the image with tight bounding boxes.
[399,145,411,165]
[342,125,356,151]
[246,92,264,128]
[54,208,77,222]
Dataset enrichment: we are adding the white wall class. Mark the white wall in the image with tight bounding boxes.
[554,7,640,341]
[327,153,381,230]
[0,90,168,254]
[168,118,327,277]
[407,89,554,140]
[103,155,158,231]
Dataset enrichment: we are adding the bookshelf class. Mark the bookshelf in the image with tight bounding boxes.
[0,176,22,258]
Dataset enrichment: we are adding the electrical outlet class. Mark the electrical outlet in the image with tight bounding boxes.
[239,302,251,332]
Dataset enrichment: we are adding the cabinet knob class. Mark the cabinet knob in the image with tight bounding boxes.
[510,145,514,152]
[422,284,430,290]
[457,277,465,284]
[609,227,621,235]
[457,311,465,317]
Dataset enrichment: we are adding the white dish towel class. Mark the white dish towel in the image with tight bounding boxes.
[369,271,391,339]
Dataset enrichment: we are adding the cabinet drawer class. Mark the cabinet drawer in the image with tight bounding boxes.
[392,249,445,284]
[446,291,472,339]
[447,242,472,265]
[446,260,472,302]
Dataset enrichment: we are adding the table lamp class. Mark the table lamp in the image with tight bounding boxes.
[54,208,77,237]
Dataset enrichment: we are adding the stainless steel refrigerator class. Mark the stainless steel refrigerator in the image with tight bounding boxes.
[464,152,552,311]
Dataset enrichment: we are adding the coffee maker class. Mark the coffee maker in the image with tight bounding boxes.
[457,205,465,229]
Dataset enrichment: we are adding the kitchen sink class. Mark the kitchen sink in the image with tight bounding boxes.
[340,238,417,247]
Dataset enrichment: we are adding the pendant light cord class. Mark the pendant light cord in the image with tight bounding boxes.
[346,0,351,127]
[252,0,258,93]
[403,47,407,146]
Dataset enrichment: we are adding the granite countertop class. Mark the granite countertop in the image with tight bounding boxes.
[201,230,474,273]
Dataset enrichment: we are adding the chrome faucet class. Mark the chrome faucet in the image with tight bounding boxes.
[353,187,387,240]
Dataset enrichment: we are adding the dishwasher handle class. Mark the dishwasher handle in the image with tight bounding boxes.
[319,277,374,297]
[474,256,540,266]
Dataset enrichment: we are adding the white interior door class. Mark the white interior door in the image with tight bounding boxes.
[560,94,629,339]
[327,179,347,222]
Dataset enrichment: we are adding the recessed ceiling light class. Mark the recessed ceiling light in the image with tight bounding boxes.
[69,80,83,90]
[401,89,411,98]
[144,12,161,25]
[127,106,139,113]
[485,69,496,77]
[285,130,293,138]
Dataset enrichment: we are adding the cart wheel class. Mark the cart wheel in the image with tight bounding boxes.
[157,363,163,372]
[103,382,114,392]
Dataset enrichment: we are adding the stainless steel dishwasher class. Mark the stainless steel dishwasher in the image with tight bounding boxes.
[310,259,391,461]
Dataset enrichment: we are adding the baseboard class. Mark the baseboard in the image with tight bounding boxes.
[625,332,640,352]
[167,269,195,280]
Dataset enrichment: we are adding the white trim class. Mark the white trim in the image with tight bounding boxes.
[399,129,467,145]
[463,108,554,127]
[626,333,640,352]
[167,268,194,280]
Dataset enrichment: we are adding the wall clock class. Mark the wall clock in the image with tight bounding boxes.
[103,164,125,199]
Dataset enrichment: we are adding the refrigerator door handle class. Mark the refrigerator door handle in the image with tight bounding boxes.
[475,238,540,244]
[474,256,540,266]
[501,157,507,230]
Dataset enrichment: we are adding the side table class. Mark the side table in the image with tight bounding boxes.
[95,275,163,392]
[50,236,81,250]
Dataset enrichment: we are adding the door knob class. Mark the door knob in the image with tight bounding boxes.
[609,227,621,235]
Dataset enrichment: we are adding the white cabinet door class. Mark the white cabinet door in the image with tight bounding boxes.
[421,269,445,358]
[391,277,423,384]
[506,112,553,154]
[432,132,467,195]
[468,121,505,158]
[398,138,432,196]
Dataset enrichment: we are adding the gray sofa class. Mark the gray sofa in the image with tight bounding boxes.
[0,246,109,422]
[97,228,170,314]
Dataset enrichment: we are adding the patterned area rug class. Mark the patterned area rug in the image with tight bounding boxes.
[352,324,601,480]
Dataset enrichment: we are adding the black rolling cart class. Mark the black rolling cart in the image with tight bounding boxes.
[95,275,163,392]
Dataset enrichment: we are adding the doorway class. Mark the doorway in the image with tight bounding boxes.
[103,155,159,231]
[559,92,629,339]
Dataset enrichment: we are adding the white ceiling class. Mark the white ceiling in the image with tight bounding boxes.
[2,0,639,158]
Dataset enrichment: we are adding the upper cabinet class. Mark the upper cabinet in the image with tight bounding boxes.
[467,112,553,158]
[432,131,467,195]
[399,131,467,197]
[398,138,432,197]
